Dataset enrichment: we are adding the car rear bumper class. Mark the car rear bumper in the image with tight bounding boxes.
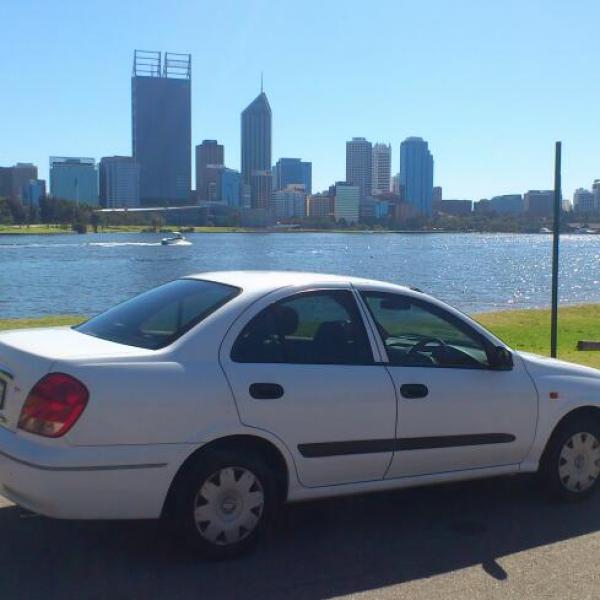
[0,426,194,519]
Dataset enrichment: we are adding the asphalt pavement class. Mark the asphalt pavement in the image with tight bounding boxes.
[2,475,600,599]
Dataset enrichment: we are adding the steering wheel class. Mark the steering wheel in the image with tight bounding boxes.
[408,337,448,357]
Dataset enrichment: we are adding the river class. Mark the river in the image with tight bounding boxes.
[1,232,599,318]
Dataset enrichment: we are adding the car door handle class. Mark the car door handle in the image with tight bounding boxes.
[249,383,285,400]
[400,384,429,399]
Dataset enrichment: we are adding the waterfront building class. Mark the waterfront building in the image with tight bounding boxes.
[196,140,224,202]
[433,199,472,216]
[22,179,46,206]
[98,156,140,208]
[273,158,311,194]
[489,194,524,215]
[218,168,242,208]
[391,173,401,195]
[49,157,98,205]
[432,186,442,203]
[132,50,191,206]
[334,182,360,223]
[0,163,38,201]
[524,190,555,217]
[346,138,372,200]
[271,184,306,222]
[573,188,596,214]
[241,88,272,210]
[399,137,434,216]
[307,193,333,220]
[371,143,391,196]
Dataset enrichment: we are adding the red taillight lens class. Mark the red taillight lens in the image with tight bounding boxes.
[18,373,89,438]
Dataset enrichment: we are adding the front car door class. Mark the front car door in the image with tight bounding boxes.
[356,288,538,479]
[219,284,397,488]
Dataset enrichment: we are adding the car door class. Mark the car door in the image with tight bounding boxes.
[219,284,397,488]
[357,289,538,479]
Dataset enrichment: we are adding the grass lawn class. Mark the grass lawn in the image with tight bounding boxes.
[0,305,599,369]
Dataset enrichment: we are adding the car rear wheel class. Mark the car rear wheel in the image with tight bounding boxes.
[172,449,277,559]
[540,417,600,500]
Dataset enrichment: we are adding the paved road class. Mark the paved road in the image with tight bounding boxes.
[2,475,600,599]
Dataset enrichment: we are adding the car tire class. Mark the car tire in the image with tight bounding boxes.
[172,448,278,559]
[540,416,600,501]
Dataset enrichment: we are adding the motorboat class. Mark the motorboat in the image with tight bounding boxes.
[161,232,192,246]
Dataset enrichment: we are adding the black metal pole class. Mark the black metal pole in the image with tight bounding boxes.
[550,141,562,358]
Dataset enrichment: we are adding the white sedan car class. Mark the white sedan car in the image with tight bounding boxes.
[1,271,600,558]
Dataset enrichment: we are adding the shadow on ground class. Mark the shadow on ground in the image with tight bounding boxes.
[1,475,599,599]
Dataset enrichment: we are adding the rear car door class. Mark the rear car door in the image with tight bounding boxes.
[219,284,397,488]
[358,289,538,479]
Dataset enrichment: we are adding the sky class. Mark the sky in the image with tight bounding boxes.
[1,0,599,201]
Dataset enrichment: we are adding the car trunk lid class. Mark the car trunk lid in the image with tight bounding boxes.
[0,326,154,432]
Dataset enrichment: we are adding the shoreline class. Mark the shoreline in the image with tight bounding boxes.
[0,226,563,236]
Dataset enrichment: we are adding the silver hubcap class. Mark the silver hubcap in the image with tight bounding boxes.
[193,467,264,546]
[558,432,600,493]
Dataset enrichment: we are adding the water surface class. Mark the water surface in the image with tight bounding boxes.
[1,232,599,318]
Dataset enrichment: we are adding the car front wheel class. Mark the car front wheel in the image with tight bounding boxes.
[541,417,600,500]
[173,449,277,559]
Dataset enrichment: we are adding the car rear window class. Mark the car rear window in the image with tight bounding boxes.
[75,279,240,349]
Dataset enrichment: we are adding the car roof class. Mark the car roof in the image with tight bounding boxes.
[184,270,412,293]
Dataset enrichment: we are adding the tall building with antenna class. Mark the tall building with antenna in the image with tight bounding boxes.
[241,78,272,210]
[132,50,191,206]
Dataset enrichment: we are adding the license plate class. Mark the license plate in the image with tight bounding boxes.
[0,379,5,410]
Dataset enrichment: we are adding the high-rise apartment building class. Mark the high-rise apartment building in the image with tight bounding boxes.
[271,184,306,222]
[99,156,140,208]
[0,163,38,201]
[273,158,312,194]
[241,89,272,210]
[573,188,596,213]
[346,138,372,200]
[49,157,98,204]
[132,50,191,206]
[399,137,434,216]
[195,140,224,202]
[334,182,360,223]
[307,193,333,220]
[371,143,391,195]
[524,190,555,217]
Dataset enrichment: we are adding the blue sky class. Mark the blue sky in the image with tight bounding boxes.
[1,0,598,201]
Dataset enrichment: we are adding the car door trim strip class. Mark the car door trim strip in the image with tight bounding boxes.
[298,433,516,458]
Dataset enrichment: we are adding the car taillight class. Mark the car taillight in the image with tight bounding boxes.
[18,373,89,438]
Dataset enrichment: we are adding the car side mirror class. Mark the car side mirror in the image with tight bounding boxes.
[491,346,513,370]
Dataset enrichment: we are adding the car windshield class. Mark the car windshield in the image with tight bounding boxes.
[75,279,240,349]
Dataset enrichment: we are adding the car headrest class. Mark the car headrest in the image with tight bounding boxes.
[272,305,299,336]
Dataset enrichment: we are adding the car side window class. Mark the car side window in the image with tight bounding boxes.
[361,292,490,369]
[231,290,374,365]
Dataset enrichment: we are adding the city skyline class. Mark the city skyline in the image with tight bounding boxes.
[1,1,599,200]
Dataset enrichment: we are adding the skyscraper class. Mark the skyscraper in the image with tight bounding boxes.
[346,138,372,200]
[99,156,140,208]
[50,157,98,205]
[372,143,391,195]
[273,158,312,194]
[241,88,272,210]
[399,137,434,216]
[195,140,224,202]
[132,50,191,206]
